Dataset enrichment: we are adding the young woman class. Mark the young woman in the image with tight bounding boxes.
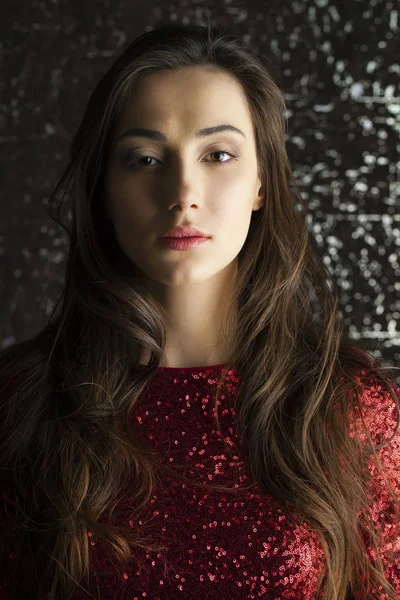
[0,21,399,600]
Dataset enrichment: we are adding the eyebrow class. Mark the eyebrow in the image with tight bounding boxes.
[116,124,247,143]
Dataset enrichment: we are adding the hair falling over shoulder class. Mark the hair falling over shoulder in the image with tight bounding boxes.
[1,20,399,600]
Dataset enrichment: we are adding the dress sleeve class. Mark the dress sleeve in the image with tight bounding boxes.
[350,376,400,596]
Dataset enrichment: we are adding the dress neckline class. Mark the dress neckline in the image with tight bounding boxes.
[138,363,226,372]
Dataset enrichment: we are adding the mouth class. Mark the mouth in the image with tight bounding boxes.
[158,236,210,250]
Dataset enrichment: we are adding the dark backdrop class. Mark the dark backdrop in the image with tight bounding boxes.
[0,0,399,384]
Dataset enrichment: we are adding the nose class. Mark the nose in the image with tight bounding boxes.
[163,161,202,211]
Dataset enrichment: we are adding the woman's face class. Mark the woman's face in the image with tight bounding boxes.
[103,66,264,287]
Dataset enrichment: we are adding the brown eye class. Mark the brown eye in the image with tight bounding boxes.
[123,152,158,168]
[122,148,237,170]
[206,150,235,164]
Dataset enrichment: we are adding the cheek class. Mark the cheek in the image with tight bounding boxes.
[218,185,255,240]
[106,185,151,232]
[213,182,254,224]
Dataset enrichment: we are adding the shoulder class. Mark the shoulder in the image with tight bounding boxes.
[347,369,400,446]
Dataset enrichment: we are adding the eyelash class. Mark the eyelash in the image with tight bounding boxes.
[124,149,237,169]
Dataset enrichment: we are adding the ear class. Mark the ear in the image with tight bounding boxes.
[253,177,265,212]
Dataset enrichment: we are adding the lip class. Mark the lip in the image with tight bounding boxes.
[158,225,211,238]
[158,237,210,251]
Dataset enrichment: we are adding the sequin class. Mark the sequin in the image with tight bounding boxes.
[1,364,399,598]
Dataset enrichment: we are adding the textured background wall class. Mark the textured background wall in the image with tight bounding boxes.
[0,0,399,383]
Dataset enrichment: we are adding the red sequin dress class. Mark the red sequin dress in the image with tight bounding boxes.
[1,364,399,599]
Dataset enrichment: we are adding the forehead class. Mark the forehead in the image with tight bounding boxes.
[113,66,254,141]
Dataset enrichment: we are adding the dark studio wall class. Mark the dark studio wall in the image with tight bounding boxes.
[0,0,399,383]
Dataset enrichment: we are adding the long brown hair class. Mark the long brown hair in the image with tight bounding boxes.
[1,21,399,600]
